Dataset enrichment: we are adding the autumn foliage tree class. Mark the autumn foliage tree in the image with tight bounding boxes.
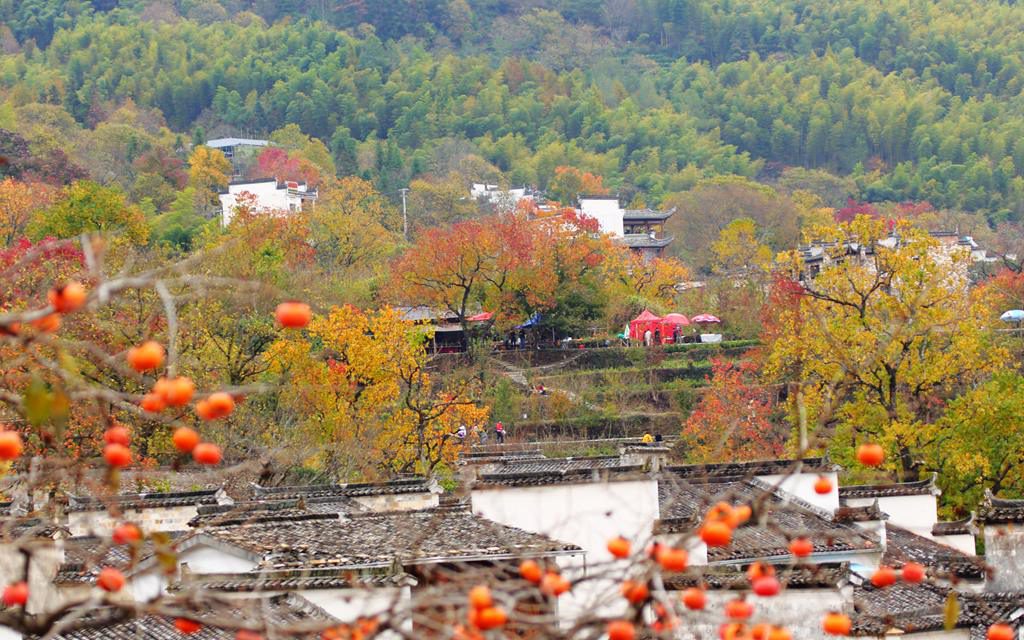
[28,181,149,244]
[680,358,780,462]
[187,145,232,208]
[546,165,610,206]
[253,146,322,187]
[764,216,1005,479]
[0,178,55,247]
[389,210,605,331]
[266,305,488,478]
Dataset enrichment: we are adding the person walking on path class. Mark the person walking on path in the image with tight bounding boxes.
[495,422,505,444]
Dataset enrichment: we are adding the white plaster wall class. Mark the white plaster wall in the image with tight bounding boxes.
[984,527,1024,591]
[128,570,166,602]
[472,479,658,626]
[933,534,976,556]
[852,520,887,550]
[471,479,659,563]
[0,541,63,614]
[352,492,438,513]
[668,588,847,640]
[300,585,410,636]
[759,472,839,513]
[845,495,937,537]
[179,545,259,575]
[579,198,624,237]
[67,505,201,537]
[129,543,259,601]
[220,183,302,225]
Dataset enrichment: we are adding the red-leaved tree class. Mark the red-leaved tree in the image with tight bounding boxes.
[680,358,781,462]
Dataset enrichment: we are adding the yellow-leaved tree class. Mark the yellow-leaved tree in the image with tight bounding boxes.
[188,145,232,208]
[266,305,488,479]
[764,215,1005,479]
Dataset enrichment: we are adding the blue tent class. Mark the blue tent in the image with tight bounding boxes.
[1001,309,1024,322]
[516,312,542,329]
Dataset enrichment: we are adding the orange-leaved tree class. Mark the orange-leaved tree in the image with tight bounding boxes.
[388,210,595,332]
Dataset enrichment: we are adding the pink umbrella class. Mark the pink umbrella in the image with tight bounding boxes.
[690,314,721,324]
[661,313,690,326]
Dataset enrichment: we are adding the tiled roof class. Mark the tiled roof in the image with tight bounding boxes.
[834,501,887,523]
[977,491,1024,524]
[474,456,645,488]
[66,489,223,512]
[57,532,193,584]
[839,476,939,499]
[188,497,363,527]
[852,588,1024,637]
[250,478,432,500]
[176,568,416,592]
[461,445,546,466]
[29,593,334,639]
[663,563,849,590]
[0,517,67,539]
[855,580,950,617]
[932,514,976,536]
[656,477,879,563]
[620,234,673,249]
[474,467,645,488]
[883,524,987,580]
[663,457,837,483]
[200,507,581,570]
[622,207,676,221]
[480,456,629,474]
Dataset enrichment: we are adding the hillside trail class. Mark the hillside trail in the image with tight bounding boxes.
[487,351,591,405]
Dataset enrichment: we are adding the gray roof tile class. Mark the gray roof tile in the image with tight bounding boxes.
[839,476,939,499]
[978,491,1024,525]
[663,457,837,483]
[656,477,880,563]
[882,524,987,580]
[29,593,333,639]
[250,478,431,500]
[200,507,580,570]
[66,489,223,513]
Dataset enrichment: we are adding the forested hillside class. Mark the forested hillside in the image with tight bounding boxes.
[4,0,1024,224]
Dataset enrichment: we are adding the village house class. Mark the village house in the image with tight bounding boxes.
[470,183,535,212]
[978,491,1024,592]
[798,230,994,281]
[578,195,676,261]
[3,452,1023,638]
[63,488,231,537]
[218,178,317,226]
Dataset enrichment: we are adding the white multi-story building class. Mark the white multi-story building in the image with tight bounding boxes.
[218,178,317,226]
[578,195,675,261]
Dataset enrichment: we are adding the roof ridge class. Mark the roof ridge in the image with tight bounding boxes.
[745,477,836,521]
[839,473,939,497]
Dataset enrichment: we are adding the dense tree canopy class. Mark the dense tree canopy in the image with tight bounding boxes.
[5,0,1024,220]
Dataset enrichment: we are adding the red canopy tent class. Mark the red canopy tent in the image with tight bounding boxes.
[629,309,663,342]
[467,311,494,322]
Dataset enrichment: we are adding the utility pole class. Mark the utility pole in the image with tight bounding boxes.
[399,187,409,241]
